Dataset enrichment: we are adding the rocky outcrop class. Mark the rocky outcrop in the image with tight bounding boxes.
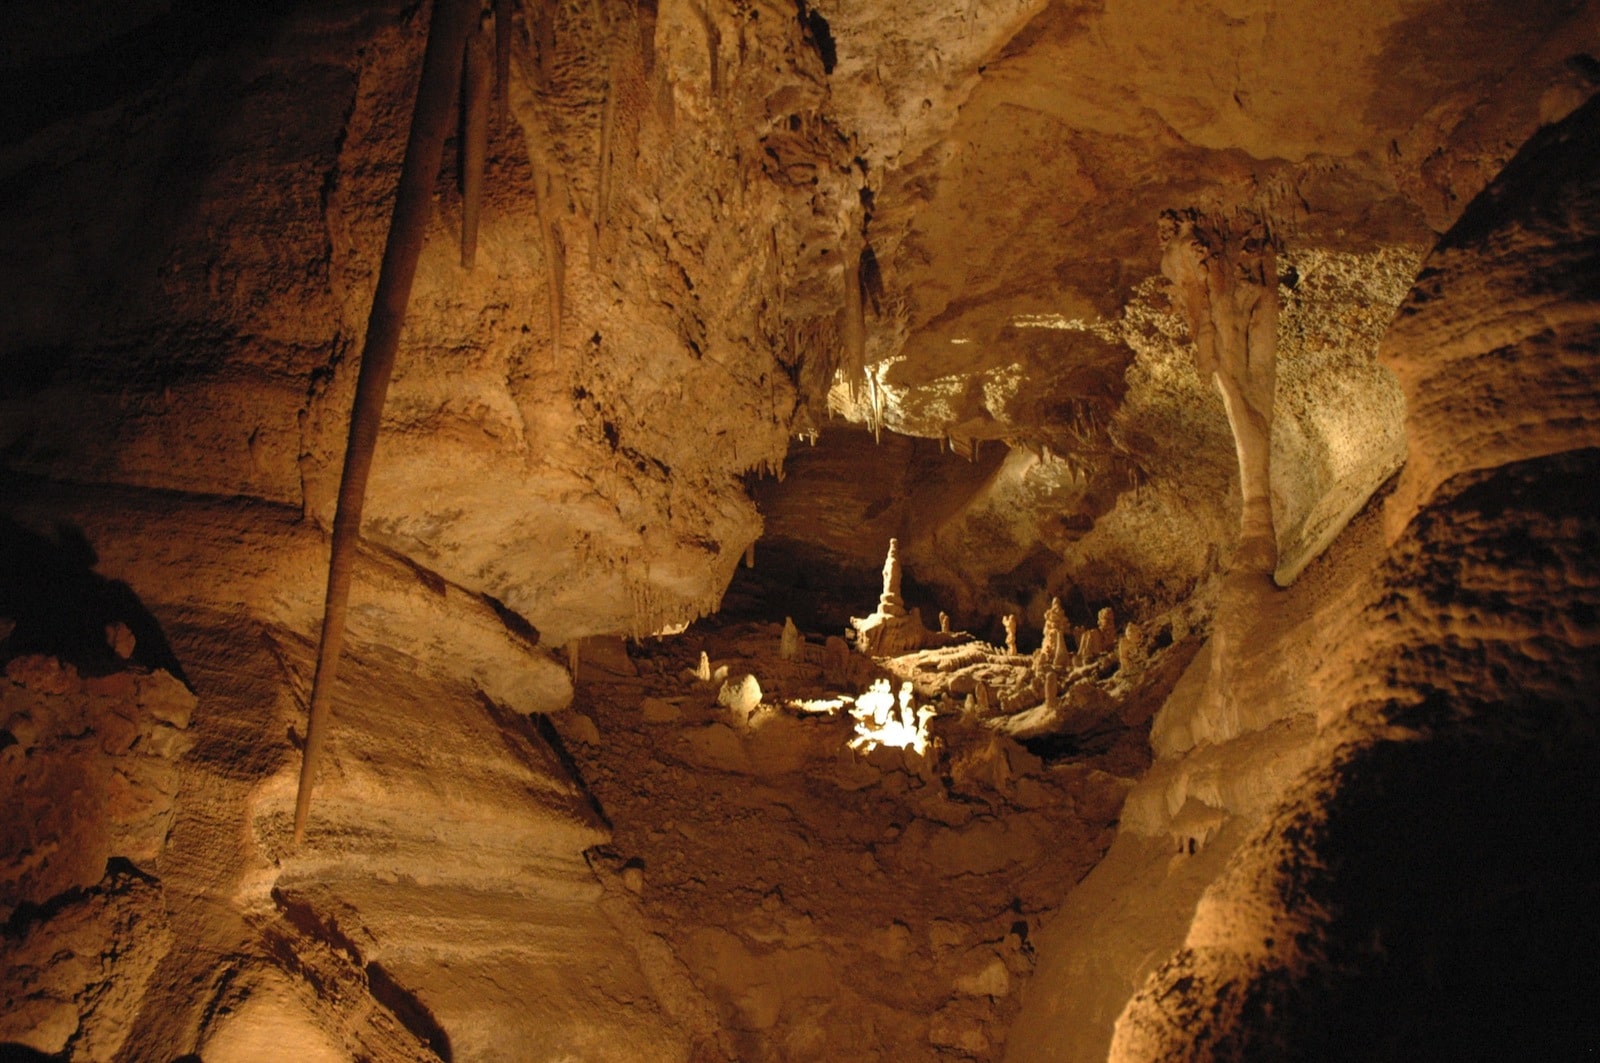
[0,485,694,1060]
[1006,87,1600,1063]
[0,0,865,646]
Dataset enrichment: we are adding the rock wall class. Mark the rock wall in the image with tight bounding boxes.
[1005,88,1600,1063]
[0,0,872,647]
[0,490,695,1060]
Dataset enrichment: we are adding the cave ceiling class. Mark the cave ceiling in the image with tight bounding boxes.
[0,0,1595,641]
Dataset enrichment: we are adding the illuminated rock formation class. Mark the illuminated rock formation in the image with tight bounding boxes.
[1,0,1595,1060]
[1008,86,1600,1063]
[850,538,933,656]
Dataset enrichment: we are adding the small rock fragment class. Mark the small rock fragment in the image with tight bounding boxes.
[105,622,136,659]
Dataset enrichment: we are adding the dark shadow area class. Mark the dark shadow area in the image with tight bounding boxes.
[366,962,453,1063]
[4,858,158,940]
[735,424,1007,632]
[0,516,188,683]
[1210,449,1600,1062]
[0,0,312,146]
[0,1044,60,1062]
[717,538,884,634]
[1253,723,1600,1062]
[522,707,613,831]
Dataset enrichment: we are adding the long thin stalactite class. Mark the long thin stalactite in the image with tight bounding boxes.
[294,0,479,845]
[461,10,493,269]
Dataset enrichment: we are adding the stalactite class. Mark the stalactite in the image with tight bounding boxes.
[841,234,867,394]
[460,11,494,270]
[294,0,479,846]
[590,1,621,270]
[494,0,513,122]
[531,0,557,90]
[592,52,619,266]
[531,165,564,361]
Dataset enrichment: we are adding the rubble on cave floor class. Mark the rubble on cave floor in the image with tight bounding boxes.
[551,596,1202,1062]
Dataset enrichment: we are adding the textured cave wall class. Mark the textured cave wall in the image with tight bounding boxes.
[1006,85,1600,1063]
[3,1,1600,1060]
[0,0,874,648]
[0,2,876,1057]
[755,0,1599,627]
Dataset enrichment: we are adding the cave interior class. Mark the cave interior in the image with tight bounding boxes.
[2,1,1598,1061]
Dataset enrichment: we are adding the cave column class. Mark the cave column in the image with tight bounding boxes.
[1160,208,1280,574]
[1160,208,1282,742]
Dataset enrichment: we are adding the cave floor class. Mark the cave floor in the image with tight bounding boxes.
[553,618,1160,1062]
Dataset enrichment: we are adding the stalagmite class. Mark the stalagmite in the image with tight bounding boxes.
[1035,597,1067,672]
[568,641,581,678]
[877,537,906,617]
[850,538,931,656]
[718,673,762,730]
[822,636,850,684]
[294,0,479,847]
[1117,621,1144,674]
[779,617,802,661]
[1003,614,1018,656]
[460,11,493,270]
[695,650,712,682]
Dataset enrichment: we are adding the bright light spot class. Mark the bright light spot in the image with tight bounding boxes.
[848,679,935,757]
[950,338,973,345]
[1011,313,1080,330]
[788,697,847,715]
[650,619,691,637]
[1009,313,1122,341]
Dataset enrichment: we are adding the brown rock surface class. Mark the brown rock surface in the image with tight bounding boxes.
[2,0,1597,1059]
[1007,89,1600,1063]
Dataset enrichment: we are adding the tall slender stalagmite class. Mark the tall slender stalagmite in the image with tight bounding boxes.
[461,11,493,269]
[294,0,480,845]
